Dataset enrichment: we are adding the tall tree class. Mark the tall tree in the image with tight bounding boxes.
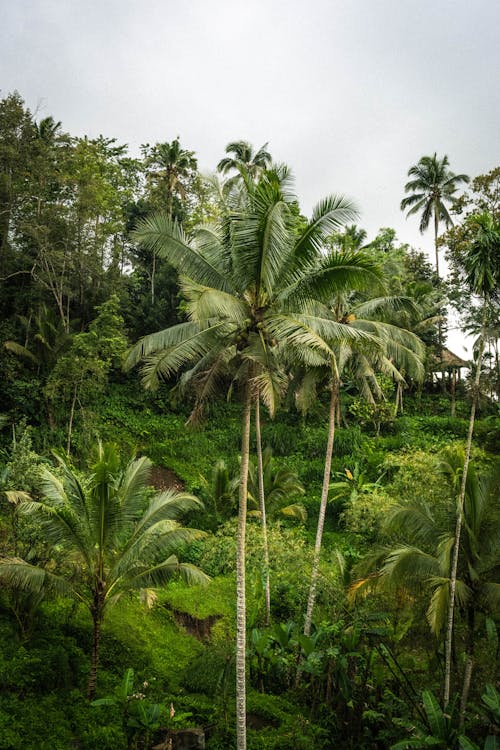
[0,445,208,698]
[142,137,197,221]
[443,212,500,709]
[297,287,424,663]
[125,165,379,749]
[401,153,469,280]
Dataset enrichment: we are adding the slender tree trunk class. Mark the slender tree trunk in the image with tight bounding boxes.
[67,385,78,455]
[451,369,456,417]
[255,396,271,626]
[434,209,440,280]
[236,383,252,750]
[88,602,103,699]
[443,319,485,709]
[297,378,338,686]
[434,208,447,394]
[151,251,156,305]
[459,607,475,729]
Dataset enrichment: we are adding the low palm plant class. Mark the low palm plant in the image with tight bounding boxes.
[0,444,208,698]
[246,446,306,522]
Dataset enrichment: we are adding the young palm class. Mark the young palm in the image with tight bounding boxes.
[401,153,469,279]
[125,165,381,749]
[0,445,207,698]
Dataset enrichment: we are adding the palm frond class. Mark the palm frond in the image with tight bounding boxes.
[180,280,249,325]
[132,213,234,293]
[0,558,75,599]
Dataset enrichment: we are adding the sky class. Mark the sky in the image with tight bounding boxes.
[1,0,499,353]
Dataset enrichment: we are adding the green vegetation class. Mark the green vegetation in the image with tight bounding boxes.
[0,92,498,749]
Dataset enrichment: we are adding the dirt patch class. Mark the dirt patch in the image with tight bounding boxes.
[150,466,185,492]
[172,610,220,641]
[247,713,280,730]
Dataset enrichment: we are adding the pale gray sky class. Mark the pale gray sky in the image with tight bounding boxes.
[2,0,499,352]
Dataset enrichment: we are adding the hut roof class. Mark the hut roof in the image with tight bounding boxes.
[431,347,469,370]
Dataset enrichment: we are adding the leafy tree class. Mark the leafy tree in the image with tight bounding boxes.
[45,295,128,453]
[401,153,469,279]
[125,164,377,749]
[0,444,208,698]
[0,92,36,275]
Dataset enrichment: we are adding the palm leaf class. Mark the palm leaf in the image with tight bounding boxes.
[132,213,234,293]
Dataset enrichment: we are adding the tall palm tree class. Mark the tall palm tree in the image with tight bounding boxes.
[443,212,500,708]
[125,166,380,749]
[145,138,197,220]
[401,154,469,279]
[0,445,208,698]
[296,289,425,663]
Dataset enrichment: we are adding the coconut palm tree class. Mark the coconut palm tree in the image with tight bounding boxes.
[401,153,469,279]
[0,445,208,698]
[296,289,425,665]
[443,212,500,709]
[125,165,381,749]
[217,140,272,186]
[144,138,197,220]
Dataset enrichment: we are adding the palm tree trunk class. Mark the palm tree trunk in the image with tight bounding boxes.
[459,607,475,729]
[297,377,338,685]
[67,384,78,455]
[443,319,485,709]
[151,251,156,305]
[236,382,252,750]
[255,396,271,626]
[434,208,440,280]
[88,601,103,700]
[451,369,456,417]
[434,207,446,395]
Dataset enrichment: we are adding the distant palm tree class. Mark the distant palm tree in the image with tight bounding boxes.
[0,445,207,698]
[145,138,197,219]
[217,140,272,189]
[401,154,469,279]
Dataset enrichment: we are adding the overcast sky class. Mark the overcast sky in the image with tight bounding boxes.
[2,0,499,351]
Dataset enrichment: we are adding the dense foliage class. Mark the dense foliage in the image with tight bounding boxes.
[0,92,498,750]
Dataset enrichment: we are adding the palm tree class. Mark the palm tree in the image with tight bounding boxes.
[145,138,197,220]
[0,445,208,698]
[125,166,380,749]
[217,140,272,190]
[297,288,425,660]
[401,153,469,279]
[143,138,198,302]
[443,212,500,709]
